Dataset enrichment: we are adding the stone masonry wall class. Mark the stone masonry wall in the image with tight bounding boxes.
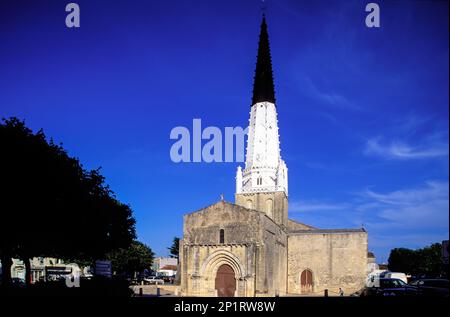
[287,231,368,296]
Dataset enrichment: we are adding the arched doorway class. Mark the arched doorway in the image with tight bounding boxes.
[300,269,313,294]
[215,264,236,297]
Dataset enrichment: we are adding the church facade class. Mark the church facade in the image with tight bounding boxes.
[179,16,368,297]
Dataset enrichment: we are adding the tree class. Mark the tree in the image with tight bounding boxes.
[415,243,445,277]
[168,237,180,259]
[107,241,154,277]
[0,117,136,286]
[388,243,448,277]
[388,248,417,275]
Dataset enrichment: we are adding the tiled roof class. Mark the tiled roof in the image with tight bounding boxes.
[160,265,178,271]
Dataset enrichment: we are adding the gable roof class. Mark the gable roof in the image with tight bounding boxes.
[185,200,259,216]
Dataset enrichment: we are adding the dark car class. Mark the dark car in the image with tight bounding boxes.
[409,279,449,297]
[361,278,421,297]
[162,275,175,284]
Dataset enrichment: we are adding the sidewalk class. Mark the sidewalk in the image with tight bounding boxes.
[131,284,178,297]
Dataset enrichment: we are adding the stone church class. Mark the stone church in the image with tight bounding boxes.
[179,16,368,297]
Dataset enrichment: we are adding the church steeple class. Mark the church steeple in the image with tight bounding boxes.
[235,14,288,199]
[252,15,276,105]
[235,13,288,226]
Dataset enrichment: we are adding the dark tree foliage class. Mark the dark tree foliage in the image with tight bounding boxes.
[388,243,448,278]
[387,248,416,274]
[0,118,136,285]
[107,240,154,277]
[168,237,180,259]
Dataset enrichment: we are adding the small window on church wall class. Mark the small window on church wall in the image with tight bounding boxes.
[257,177,262,185]
[246,199,253,209]
[219,229,225,244]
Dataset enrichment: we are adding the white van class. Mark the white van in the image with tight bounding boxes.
[383,272,408,283]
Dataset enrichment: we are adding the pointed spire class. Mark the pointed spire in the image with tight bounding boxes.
[252,15,276,105]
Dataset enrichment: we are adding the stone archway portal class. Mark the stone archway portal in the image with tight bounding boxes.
[215,264,236,297]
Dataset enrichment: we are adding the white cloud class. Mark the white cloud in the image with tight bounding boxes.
[290,181,449,261]
[364,180,448,205]
[364,113,449,160]
[362,181,449,229]
[364,137,448,160]
[292,181,449,228]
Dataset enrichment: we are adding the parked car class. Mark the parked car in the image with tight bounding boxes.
[409,279,449,297]
[361,278,421,296]
[143,276,164,285]
[161,275,175,284]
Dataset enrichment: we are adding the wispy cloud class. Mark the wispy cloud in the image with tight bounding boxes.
[363,113,449,160]
[303,77,361,111]
[361,181,449,260]
[362,180,449,229]
[290,180,449,261]
[364,137,448,160]
[392,114,434,136]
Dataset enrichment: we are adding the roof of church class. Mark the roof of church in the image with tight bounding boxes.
[185,200,281,226]
[185,200,259,216]
[251,15,276,106]
[289,228,367,235]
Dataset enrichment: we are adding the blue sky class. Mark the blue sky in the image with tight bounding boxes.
[0,0,448,262]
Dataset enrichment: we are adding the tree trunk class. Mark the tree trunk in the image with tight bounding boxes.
[1,255,13,286]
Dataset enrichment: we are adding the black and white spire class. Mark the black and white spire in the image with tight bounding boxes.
[251,15,276,106]
[236,15,288,196]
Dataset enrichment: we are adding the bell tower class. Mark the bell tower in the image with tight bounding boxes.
[235,15,288,227]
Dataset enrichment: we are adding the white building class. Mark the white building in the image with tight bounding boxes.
[152,257,178,273]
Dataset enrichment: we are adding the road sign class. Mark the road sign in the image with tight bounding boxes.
[95,260,112,278]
